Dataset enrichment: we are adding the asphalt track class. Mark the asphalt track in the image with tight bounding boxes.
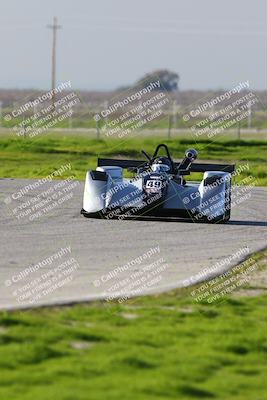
[0,178,267,310]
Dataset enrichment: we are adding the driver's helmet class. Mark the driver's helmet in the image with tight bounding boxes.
[151,157,172,173]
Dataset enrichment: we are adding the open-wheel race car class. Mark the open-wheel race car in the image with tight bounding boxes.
[81,144,235,223]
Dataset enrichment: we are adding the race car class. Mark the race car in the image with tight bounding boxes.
[81,144,235,223]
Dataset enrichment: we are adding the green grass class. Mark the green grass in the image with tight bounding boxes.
[0,134,267,185]
[1,131,267,398]
[1,290,267,400]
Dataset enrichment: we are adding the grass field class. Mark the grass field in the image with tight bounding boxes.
[0,250,267,400]
[0,134,267,185]
[1,133,267,399]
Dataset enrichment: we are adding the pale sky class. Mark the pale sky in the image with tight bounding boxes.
[1,0,267,91]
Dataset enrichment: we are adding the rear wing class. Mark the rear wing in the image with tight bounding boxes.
[97,158,235,174]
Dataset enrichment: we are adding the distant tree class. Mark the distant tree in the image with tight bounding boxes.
[136,69,179,92]
[115,85,131,92]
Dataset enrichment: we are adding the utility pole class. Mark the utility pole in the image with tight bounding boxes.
[47,17,61,107]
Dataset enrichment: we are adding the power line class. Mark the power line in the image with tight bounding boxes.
[47,16,61,107]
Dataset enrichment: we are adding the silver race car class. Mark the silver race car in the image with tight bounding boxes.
[81,144,235,223]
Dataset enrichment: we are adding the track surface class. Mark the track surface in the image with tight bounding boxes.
[1,178,267,310]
